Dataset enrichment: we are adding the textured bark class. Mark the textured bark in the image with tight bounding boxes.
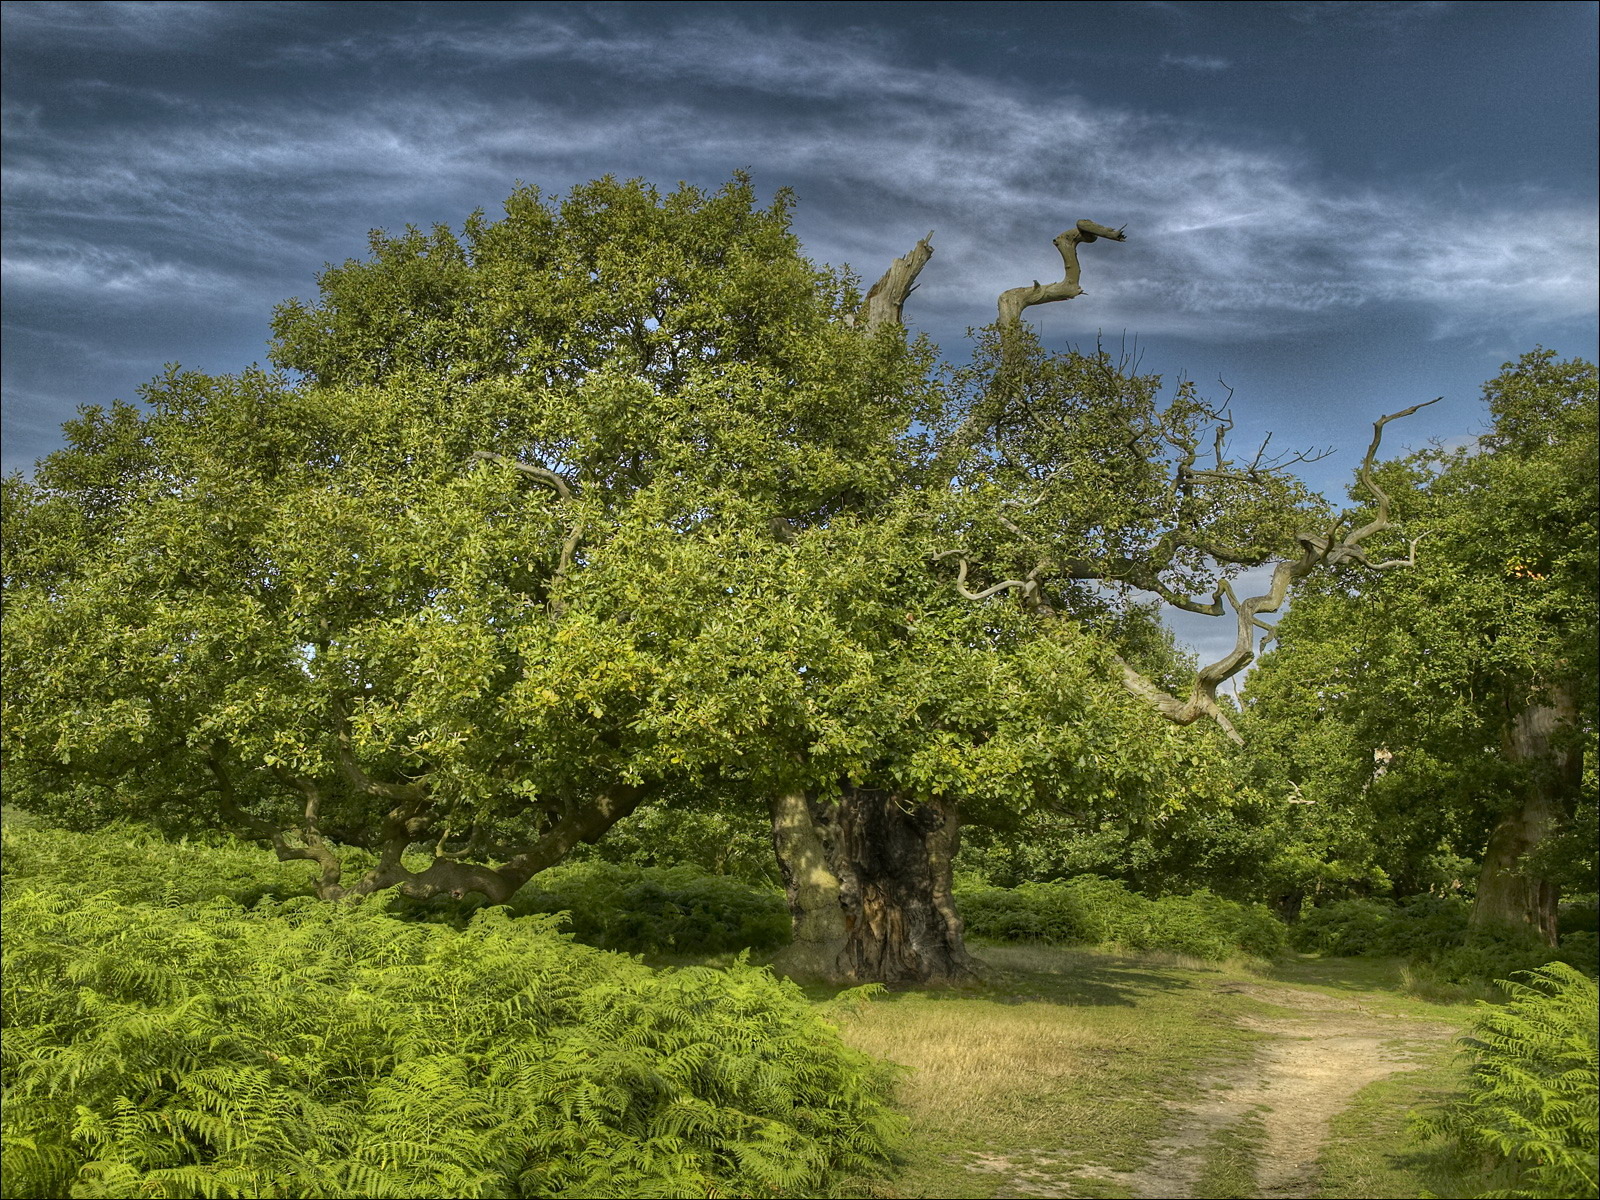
[768,789,850,978]
[1470,694,1580,945]
[771,787,979,984]
[996,219,1125,328]
[859,234,934,330]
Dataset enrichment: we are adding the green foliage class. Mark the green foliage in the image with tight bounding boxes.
[570,803,781,886]
[508,861,791,955]
[956,874,1286,961]
[1292,896,1599,982]
[2,831,901,1199]
[1242,350,1598,935]
[1293,896,1472,958]
[1,820,315,907]
[0,173,953,904]
[1416,963,1598,1199]
[957,786,1426,910]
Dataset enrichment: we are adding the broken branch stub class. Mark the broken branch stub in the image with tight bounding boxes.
[858,233,935,330]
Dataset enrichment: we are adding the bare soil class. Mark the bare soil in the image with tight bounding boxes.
[968,981,1458,1200]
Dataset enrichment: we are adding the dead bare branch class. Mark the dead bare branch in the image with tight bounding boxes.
[858,233,935,330]
[1110,399,1440,737]
[997,220,1126,328]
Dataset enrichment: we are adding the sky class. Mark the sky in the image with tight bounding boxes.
[3,0,1596,667]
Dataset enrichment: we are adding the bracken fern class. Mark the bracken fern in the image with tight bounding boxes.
[1416,962,1598,1200]
[2,829,902,1199]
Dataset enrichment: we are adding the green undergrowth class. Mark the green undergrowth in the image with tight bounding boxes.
[1,825,900,1199]
[506,861,791,954]
[16,819,1588,1200]
[1293,895,1599,985]
[1415,963,1599,1199]
[393,860,792,955]
[956,873,1287,961]
[0,818,317,906]
[1315,964,1599,1200]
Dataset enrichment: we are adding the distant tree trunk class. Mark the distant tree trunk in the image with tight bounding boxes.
[1470,690,1580,946]
[1272,891,1305,923]
[770,788,979,985]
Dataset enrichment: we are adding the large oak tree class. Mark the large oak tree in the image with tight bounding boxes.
[4,176,1434,982]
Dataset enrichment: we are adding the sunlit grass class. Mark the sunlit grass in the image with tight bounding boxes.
[824,943,1264,1198]
[818,945,1484,1199]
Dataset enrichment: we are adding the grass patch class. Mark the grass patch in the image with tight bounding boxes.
[1315,1053,1472,1199]
[1194,1108,1266,1199]
[824,943,1267,1198]
[1264,954,1490,1022]
[815,946,1485,1199]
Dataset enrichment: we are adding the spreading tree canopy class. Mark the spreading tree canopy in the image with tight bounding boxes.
[3,175,1439,981]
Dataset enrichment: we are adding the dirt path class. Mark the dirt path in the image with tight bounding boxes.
[1121,983,1456,1200]
[973,982,1458,1200]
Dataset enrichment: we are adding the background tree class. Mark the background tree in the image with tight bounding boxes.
[1239,350,1598,944]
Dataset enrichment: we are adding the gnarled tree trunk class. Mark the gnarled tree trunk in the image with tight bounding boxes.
[770,787,979,984]
[1470,691,1581,946]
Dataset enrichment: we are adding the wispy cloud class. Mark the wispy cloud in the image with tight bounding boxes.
[1160,53,1232,72]
[1,240,251,303]
[0,0,287,46]
[1278,1,1453,29]
[3,10,1592,354]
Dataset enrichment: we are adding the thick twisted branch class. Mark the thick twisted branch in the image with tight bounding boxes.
[1112,399,1440,740]
[997,220,1126,327]
[329,692,429,803]
[207,745,348,896]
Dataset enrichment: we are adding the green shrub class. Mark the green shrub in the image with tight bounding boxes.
[508,861,792,954]
[1557,899,1598,938]
[956,875,1285,961]
[1428,933,1600,988]
[1289,894,1473,958]
[2,884,899,1199]
[1416,962,1598,1199]
[1291,895,1599,982]
[2,821,792,957]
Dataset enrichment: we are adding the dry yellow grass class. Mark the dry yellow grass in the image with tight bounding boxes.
[838,995,1131,1143]
[824,942,1259,1193]
[824,945,1475,1200]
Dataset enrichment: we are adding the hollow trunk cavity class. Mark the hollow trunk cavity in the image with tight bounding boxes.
[770,787,979,985]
